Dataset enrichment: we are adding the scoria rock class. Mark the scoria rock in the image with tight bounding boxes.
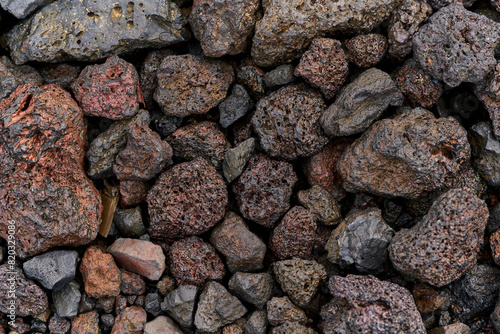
[338,107,470,198]
[119,180,149,207]
[427,0,475,9]
[0,84,102,258]
[245,310,268,334]
[39,63,82,90]
[6,0,189,64]
[271,322,317,334]
[80,246,121,298]
[120,270,146,295]
[297,186,342,226]
[139,49,176,108]
[236,58,266,99]
[412,284,447,314]
[0,56,42,102]
[388,188,488,287]
[266,296,310,326]
[413,4,500,87]
[469,122,500,187]
[474,63,500,140]
[345,34,388,68]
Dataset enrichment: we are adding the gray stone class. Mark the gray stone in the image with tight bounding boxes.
[487,204,500,233]
[326,208,394,273]
[266,296,309,326]
[96,296,115,313]
[114,206,147,238]
[320,68,403,137]
[53,281,81,318]
[139,49,176,108]
[144,316,183,334]
[264,65,296,88]
[469,122,500,187]
[428,323,471,334]
[78,294,96,314]
[23,250,79,291]
[228,272,273,309]
[194,281,247,333]
[150,111,182,138]
[101,313,115,329]
[271,322,317,334]
[219,84,253,128]
[223,138,256,183]
[161,285,199,327]
[145,292,162,317]
[0,56,42,102]
[0,0,53,19]
[6,0,190,64]
[297,185,342,226]
[492,298,500,333]
[245,310,268,334]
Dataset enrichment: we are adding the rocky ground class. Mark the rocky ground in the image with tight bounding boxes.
[1,0,500,333]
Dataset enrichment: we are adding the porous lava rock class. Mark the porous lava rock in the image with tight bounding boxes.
[71,310,99,334]
[266,296,310,326]
[139,49,176,108]
[388,188,488,287]
[80,246,121,298]
[111,306,147,334]
[297,186,342,226]
[474,63,500,140]
[119,180,149,207]
[345,34,388,68]
[147,157,227,241]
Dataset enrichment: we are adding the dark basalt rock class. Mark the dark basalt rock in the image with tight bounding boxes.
[469,122,500,188]
[474,63,500,140]
[0,56,42,102]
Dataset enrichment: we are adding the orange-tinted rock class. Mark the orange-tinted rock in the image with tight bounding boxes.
[111,306,147,334]
[345,34,387,68]
[413,283,447,313]
[80,246,121,298]
[0,84,102,258]
[71,311,99,334]
[120,270,146,295]
[490,229,500,266]
[119,180,150,207]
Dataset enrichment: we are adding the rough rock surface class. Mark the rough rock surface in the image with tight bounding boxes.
[139,49,176,108]
[0,56,42,102]
[147,157,227,241]
[428,0,475,8]
[297,185,342,226]
[267,296,310,326]
[469,122,500,187]
[53,281,81,318]
[0,0,54,19]
[236,58,265,99]
[39,63,82,90]
[167,121,230,170]
[0,84,102,258]
[264,64,296,89]
[71,310,99,334]
[294,38,349,99]
[321,275,426,333]
[474,63,500,140]
[345,34,388,68]
[338,107,470,198]
[6,0,189,64]
[228,272,274,309]
[113,207,147,237]
[252,84,328,160]
[320,68,403,137]
[233,154,297,227]
[144,316,183,334]
[80,247,121,298]
[161,285,199,327]
[72,56,143,120]
[251,0,401,67]
[245,310,268,334]
[326,208,394,273]
[412,283,447,314]
[120,270,146,295]
[119,180,149,207]
[428,323,471,334]
[219,84,253,128]
[111,306,147,334]
[389,188,488,287]
[189,0,260,57]
[154,55,234,117]
[49,315,72,334]
[169,236,226,286]
[271,322,317,334]
[223,138,255,183]
[413,4,500,87]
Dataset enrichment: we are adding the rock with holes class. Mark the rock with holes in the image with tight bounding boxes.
[0,56,42,102]
[388,188,488,287]
[345,34,387,68]
[6,0,189,64]
[297,185,342,226]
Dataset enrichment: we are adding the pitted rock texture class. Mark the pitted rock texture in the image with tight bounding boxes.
[388,188,488,287]
[297,186,342,226]
[228,272,274,309]
[154,55,234,117]
[120,180,150,207]
[121,270,146,295]
[39,63,82,90]
[80,246,122,298]
[111,306,147,334]
[236,57,266,99]
[0,84,102,258]
[321,275,426,334]
[71,310,99,334]
[233,154,297,227]
[0,56,42,102]
[169,236,226,286]
[413,4,500,87]
[294,38,349,100]
[267,296,310,326]
[147,157,228,241]
[252,84,328,160]
[6,0,189,64]
[189,0,260,57]
[469,122,500,187]
[0,0,54,19]
[272,322,317,334]
[168,121,230,170]
[251,0,401,67]
[320,68,403,137]
[345,34,388,68]
[474,63,500,140]
[427,0,475,8]
[139,49,176,108]
[72,56,143,120]
[338,107,470,198]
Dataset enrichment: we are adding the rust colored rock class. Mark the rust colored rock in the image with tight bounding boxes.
[345,34,387,68]
[389,188,488,287]
[294,38,348,100]
[189,0,260,57]
[154,55,234,117]
[0,55,42,102]
[119,180,150,207]
[339,107,470,198]
[233,154,297,227]
[39,63,81,90]
[111,306,147,334]
[0,84,102,258]
[474,63,500,140]
[269,206,318,260]
[168,121,231,169]
[169,236,226,286]
[394,59,443,109]
[113,119,172,180]
[490,229,500,266]
[71,311,99,334]
[120,270,146,295]
[252,85,328,160]
[72,55,144,120]
[139,49,176,108]
[413,283,447,314]
[147,157,228,241]
[80,246,122,298]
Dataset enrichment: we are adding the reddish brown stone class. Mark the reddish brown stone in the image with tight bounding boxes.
[490,229,500,266]
[233,154,297,227]
[115,295,127,315]
[169,236,226,286]
[154,55,234,117]
[119,180,150,207]
[39,63,81,90]
[294,38,349,100]
[72,55,143,120]
[111,306,147,334]
[168,121,231,169]
[232,120,253,146]
[80,246,122,298]
[157,276,176,297]
[474,63,500,140]
[345,34,387,68]
[120,270,146,296]
[49,315,71,334]
[412,283,447,313]
[0,84,102,257]
[269,206,318,260]
[71,311,99,334]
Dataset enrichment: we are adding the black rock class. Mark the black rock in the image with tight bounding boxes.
[23,250,79,291]
[52,281,81,318]
[145,292,162,317]
[219,84,253,128]
[113,206,147,238]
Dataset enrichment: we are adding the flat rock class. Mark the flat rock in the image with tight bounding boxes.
[23,250,79,291]
[161,285,199,327]
[228,272,274,309]
[223,138,256,183]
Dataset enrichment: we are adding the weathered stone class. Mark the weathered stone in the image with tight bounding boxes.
[144,316,183,334]
[428,323,471,334]
[338,107,470,198]
[297,186,342,226]
[120,270,146,295]
[119,180,150,207]
[113,207,146,237]
[321,275,426,334]
[389,188,488,287]
[0,56,42,102]
[264,64,296,89]
[223,138,255,183]
[236,58,265,99]
[271,322,317,334]
[228,272,274,309]
[245,310,268,334]
[111,306,147,334]
[266,296,309,326]
[148,157,227,241]
[474,63,500,140]
[144,292,162,316]
[154,55,234,117]
[413,4,500,87]
[39,63,82,90]
[78,294,96,314]
[157,275,175,297]
[139,49,176,108]
[345,34,387,68]
[469,122,500,187]
[80,246,121,298]
[189,0,260,57]
[252,84,328,160]
[413,284,447,314]
[53,281,81,318]
[0,84,102,258]
[0,0,53,18]
[428,0,475,8]
[321,68,403,137]
[23,250,78,291]
[49,315,71,334]
[71,310,99,334]
[6,0,189,64]
[161,285,199,327]
[219,84,253,128]
[101,314,115,330]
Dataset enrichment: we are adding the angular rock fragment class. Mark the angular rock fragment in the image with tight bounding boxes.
[0,0,54,19]
[49,315,71,334]
[228,272,274,309]
[236,58,266,99]
[161,285,199,327]
[428,323,471,334]
[80,246,121,298]
[223,138,255,183]
[267,296,309,326]
[0,56,42,102]
[120,270,146,295]
[297,186,342,226]
[139,49,176,108]
[144,316,183,334]
[271,322,317,334]
[71,310,99,334]
[113,207,147,237]
[428,0,475,9]
[219,84,253,128]
[469,122,500,187]
[264,65,296,89]
[474,63,500,140]
[412,284,447,314]
[39,63,82,90]
[245,310,268,334]
[119,180,149,207]
[345,34,387,68]
[23,250,79,291]
[53,281,81,318]
[111,306,147,334]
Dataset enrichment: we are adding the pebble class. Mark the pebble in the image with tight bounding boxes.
[71,310,99,334]
[48,315,71,334]
[345,34,387,68]
[22,250,78,291]
[245,310,268,334]
[113,207,147,238]
[223,137,256,183]
[264,64,297,89]
[469,122,500,187]
[144,292,162,317]
[111,306,147,334]
[297,186,342,226]
[53,281,81,318]
[228,272,274,309]
[120,270,146,295]
[219,84,253,128]
[144,316,183,334]
[80,246,121,298]
[161,285,199,327]
[266,296,309,326]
